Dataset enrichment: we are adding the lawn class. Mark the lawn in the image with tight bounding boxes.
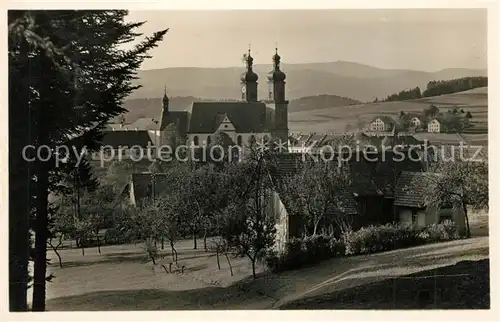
[281,259,489,309]
[40,212,489,310]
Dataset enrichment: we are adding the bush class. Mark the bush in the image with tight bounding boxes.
[422,220,459,242]
[342,223,426,255]
[265,221,460,273]
[104,227,132,245]
[265,234,342,272]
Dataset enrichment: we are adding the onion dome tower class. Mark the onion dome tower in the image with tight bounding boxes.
[268,47,289,147]
[240,48,258,102]
[267,47,287,103]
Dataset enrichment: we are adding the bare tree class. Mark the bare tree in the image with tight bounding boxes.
[420,148,488,237]
[216,147,277,278]
[280,158,351,236]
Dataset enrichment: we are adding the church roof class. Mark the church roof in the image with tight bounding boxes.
[187,101,270,134]
[100,130,154,149]
[160,111,189,133]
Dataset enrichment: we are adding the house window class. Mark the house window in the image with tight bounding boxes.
[439,215,453,223]
[237,135,242,147]
[193,136,199,146]
[224,125,228,128]
[411,209,418,225]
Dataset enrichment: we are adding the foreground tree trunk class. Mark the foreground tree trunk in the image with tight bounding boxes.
[96,231,101,254]
[32,164,49,311]
[170,241,178,263]
[463,202,471,238]
[250,257,256,279]
[203,228,207,251]
[9,30,31,311]
[192,230,197,250]
[216,248,221,270]
[224,252,234,276]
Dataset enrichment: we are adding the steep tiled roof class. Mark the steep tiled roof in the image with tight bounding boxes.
[128,117,160,130]
[100,130,154,149]
[160,111,189,134]
[187,101,269,134]
[106,118,159,131]
[273,153,360,216]
[371,116,395,124]
[274,152,306,178]
[325,189,360,215]
[393,171,427,208]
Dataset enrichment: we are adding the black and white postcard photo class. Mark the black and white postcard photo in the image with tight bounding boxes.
[4,4,494,320]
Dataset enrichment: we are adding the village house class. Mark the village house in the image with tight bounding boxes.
[367,116,395,132]
[410,116,421,127]
[393,171,466,234]
[269,150,431,253]
[427,118,441,133]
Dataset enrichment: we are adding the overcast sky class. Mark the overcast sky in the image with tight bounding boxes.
[125,9,487,71]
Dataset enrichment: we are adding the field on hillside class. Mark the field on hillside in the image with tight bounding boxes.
[289,88,488,135]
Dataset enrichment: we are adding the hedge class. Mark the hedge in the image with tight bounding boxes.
[265,221,460,273]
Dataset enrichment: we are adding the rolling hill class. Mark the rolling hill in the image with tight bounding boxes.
[117,94,362,124]
[129,61,486,102]
[288,87,488,136]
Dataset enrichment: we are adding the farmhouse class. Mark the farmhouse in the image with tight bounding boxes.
[269,150,435,253]
[410,116,421,127]
[427,118,441,133]
[394,171,466,234]
[367,116,395,132]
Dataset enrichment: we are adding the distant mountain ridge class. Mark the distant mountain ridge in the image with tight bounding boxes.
[130,60,486,102]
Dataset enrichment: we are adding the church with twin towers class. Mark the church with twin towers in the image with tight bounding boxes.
[104,48,290,151]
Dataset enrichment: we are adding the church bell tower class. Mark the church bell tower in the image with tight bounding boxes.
[240,48,258,102]
[159,85,170,131]
[267,48,289,147]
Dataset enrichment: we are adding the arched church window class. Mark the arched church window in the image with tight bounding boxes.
[263,135,269,143]
[249,135,256,145]
[207,135,212,146]
[237,135,242,147]
[193,136,199,146]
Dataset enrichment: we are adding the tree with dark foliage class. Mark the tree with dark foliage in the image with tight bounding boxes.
[8,10,167,311]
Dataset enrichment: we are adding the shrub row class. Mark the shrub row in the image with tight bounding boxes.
[265,220,459,273]
[265,235,345,273]
[343,223,425,255]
